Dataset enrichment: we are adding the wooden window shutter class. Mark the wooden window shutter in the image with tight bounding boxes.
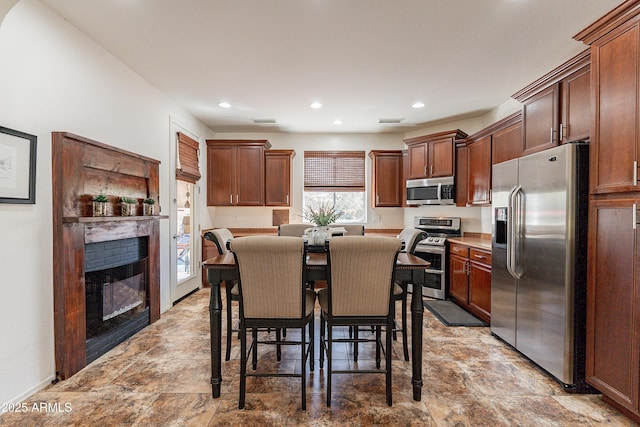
[176,132,201,183]
[304,151,365,192]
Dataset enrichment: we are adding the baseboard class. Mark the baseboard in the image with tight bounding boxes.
[6,375,56,404]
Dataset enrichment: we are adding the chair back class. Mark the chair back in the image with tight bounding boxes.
[397,228,427,253]
[326,236,401,317]
[210,228,234,254]
[341,224,365,236]
[278,223,312,237]
[230,236,305,319]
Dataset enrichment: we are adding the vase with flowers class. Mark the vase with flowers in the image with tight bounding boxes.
[303,202,343,246]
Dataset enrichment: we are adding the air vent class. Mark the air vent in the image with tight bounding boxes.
[252,119,277,124]
[378,118,404,124]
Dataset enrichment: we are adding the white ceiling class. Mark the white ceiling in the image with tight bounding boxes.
[40,0,623,134]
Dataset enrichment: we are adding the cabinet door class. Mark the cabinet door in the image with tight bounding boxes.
[467,136,492,205]
[449,254,469,304]
[455,144,468,207]
[408,143,428,179]
[561,66,590,144]
[207,145,235,206]
[492,121,523,165]
[265,153,291,206]
[372,153,402,207]
[236,145,265,206]
[402,150,409,207]
[586,199,640,412]
[522,83,560,156]
[469,259,491,323]
[591,25,639,194]
[429,138,455,177]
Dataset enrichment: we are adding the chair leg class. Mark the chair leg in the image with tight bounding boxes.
[386,320,393,406]
[225,286,233,361]
[239,324,247,409]
[375,325,381,369]
[309,315,315,372]
[301,322,307,411]
[326,322,332,407]
[401,288,409,362]
[276,328,282,362]
[319,312,325,369]
[252,328,258,370]
[354,327,359,362]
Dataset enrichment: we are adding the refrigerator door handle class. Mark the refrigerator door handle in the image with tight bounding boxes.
[508,185,523,279]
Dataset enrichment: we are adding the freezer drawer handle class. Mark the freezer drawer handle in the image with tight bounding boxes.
[634,204,637,230]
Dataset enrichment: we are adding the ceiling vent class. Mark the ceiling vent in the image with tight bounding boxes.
[378,118,404,124]
[252,119,277,124]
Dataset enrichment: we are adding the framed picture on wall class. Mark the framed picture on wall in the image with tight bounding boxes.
[0,126,37,204]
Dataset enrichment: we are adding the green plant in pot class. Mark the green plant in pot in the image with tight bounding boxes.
[143,198,156,216]
[120,196,137,216]
[92,194,109,217]
[303,202,343,245]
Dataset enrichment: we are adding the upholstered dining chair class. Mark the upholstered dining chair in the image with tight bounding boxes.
[205,228,238,361]
[278,223,312,237]
[340,224,365,236]
[229,236,315,410]
[318,235,401,406]
[393,227,427,361]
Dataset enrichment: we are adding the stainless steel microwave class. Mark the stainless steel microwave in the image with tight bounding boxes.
[406,176,455,205]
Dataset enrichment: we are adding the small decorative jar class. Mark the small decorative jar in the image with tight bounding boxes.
[143,198,156,216]
[92,201,108,217]
[120,197,137,216]
[92,195,109,217]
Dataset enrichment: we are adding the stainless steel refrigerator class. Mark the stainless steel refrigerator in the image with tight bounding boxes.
[491,142,592,392]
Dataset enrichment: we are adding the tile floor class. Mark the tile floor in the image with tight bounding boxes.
[0,287,637,426]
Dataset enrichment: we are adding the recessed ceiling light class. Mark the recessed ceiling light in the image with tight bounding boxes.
[333,119,343,125]
[412,102,425,109]
[218,102,231,108]
[310,102,322,109]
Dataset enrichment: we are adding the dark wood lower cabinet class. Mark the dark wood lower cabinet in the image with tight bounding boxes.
[586,198,640,420]
[448,243,491,323]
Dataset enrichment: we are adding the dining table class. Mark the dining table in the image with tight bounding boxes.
[202,250,431,401]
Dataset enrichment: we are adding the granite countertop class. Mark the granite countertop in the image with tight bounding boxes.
[447,236,492,251]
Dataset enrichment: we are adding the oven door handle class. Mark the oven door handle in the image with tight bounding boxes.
[414,245,446,255]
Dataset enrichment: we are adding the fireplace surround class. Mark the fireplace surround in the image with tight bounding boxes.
[52,132,166,380]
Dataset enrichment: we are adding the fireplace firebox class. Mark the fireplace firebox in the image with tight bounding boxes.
[84,237,150,364]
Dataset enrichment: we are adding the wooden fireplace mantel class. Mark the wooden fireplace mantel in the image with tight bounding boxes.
[52,132,164,380]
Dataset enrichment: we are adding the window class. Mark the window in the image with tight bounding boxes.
[303,151,366,223]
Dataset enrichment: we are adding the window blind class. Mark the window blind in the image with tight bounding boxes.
[176,132,201,183]
[304,151,365,192]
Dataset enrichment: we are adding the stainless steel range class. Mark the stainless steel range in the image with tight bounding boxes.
[413,216,461,299]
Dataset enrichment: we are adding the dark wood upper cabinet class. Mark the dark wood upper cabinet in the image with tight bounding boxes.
[206,139,271,206]
[513,50,590,157]
[265,150,295,206]
[492,118,523,165]
[466,135,492,206]
[561,66,591,144]
[404,129,467,180]
[455,143,468,207]
[521,83,560,155]
[580,21,639,194]
[369,150,403,207]
[461,111,522,207]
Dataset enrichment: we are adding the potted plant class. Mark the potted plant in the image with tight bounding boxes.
[143,198,156,216]
[120,196,137,216]
[303,202,343,245]
[92,194,109,217]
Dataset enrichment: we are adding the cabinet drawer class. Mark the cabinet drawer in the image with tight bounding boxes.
[449,243,469,257]
[469,248,491,266]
